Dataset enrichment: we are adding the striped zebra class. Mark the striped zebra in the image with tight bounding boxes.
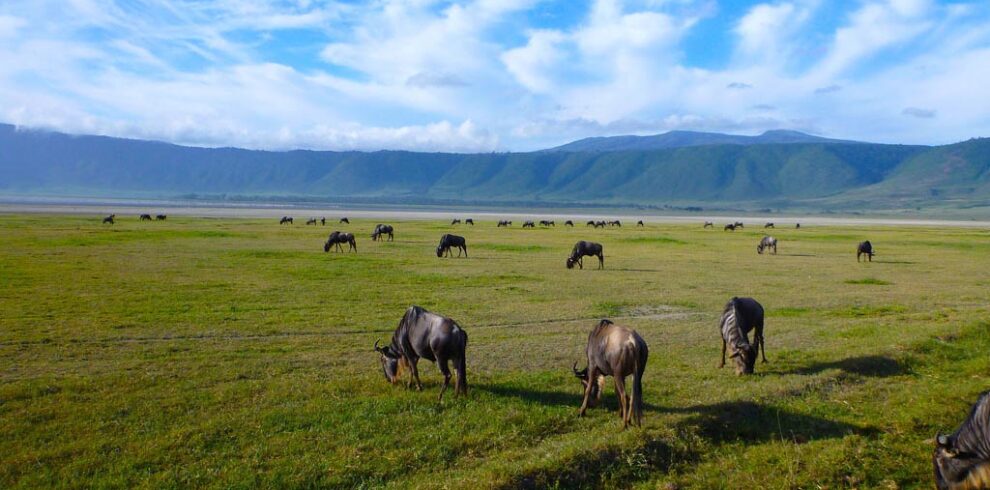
[718,297,767,375]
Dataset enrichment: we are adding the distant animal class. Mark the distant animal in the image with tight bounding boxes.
[636,220,644,227]
[718,297,767,375]
[436,234,467,258]
[540,220,555,227]
[139,214,152,221]
[522,221,535,228]
[857,240,874,262]
[765,222,774,229]
[340,217,350,224]
[609,220,622,227]
[595,221,607,229]
[757,236,778,255]
[155,214,166,221]
[497,220,512,227]
[934,390,990,490]
[566,241,604,270]
[371,224,394,242]
[704,221,714,229]
[574,319,648,428]
[374,306,468,402]
[734,221,744,229]
[724,224,736,231]
[796,223,801,229]
[451,219,461,225]
[586,220,596,227]
[320,217,326,226]
[465,218,474,225]
[565,220,574,227]
[279,216,293,225]
[323,231,357,253]
[306,218,317,225]
[102,214,115,225]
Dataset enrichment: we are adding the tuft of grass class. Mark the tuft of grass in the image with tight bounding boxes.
[844,278,893,285]
[619,235,687,245]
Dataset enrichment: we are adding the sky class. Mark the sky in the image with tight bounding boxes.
[0,0,988,152]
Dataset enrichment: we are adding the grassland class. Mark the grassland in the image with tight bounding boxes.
[1,215,989,488]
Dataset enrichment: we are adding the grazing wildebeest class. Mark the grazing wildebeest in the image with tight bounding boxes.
[540,220,555,227]
[565,220,574,227]
[155,214,166,221]
[340,217,350,224]
[566,241,604,270]
[574,319,648,428]
[522,220,535,228]
[704,221,714,228]
[796,223,801,229]
[465,218,474,225]
[718,297,767,375]
[724,223,736,231]
[857,240,874,262]
[595,221,607,228]
[757,236,778,255]
[306,218,317,225]
[451,219,461,225]
[436,234,467,257]
[497,220,512,227]
[609,220,621,227]
[934,390,990,490]
[323,231,357,253]
[279,216,293,225]
[374,306,468,402]
[371,224,394,242]
[765,222,774,229]
[586,220,596,227]
[320,217,326,226]
[734,221,744,229]
[102,214,115,224]
[139,214,152,221]
[636,220,644,227]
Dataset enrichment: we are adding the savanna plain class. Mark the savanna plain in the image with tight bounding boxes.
[2,214,989,489]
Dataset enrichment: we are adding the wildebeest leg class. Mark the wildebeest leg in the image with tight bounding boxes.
[577,256,583,269]
[719,339,726,368]
[597,253,604,269]
[436,357,452,402]
[613,376,628,424]
[407,358,423,390]
[757,324,768,363]
[462,245,467,257]
[578,367,600,416]
[455,355,467,396]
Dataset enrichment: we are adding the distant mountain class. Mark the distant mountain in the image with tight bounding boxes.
[3,123,989,212]
[546,130,862,152]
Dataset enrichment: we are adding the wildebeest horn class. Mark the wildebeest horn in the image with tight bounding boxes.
[572,361,579,374]
[374,339,382,352]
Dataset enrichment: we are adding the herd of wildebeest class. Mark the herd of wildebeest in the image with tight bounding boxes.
[100,213,984,488]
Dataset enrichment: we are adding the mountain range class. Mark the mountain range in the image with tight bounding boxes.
[2,123,989,212]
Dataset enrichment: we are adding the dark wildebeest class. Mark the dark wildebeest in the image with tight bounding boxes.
[574,319,648,428]
[565,220,574,227]
[724,223,736,231]
[155,214,166,221]
[636,220,644,227]
[306,218,317,225]
[139,214,152,221]
[566,241,604,270]
[497,220,512,227]
[586,220,596,227]
[371,224,394,242]
[595,221,607,228]
[320,217,326,226]
[451,219,461,225]
[465,218,474,225]
[522,220,535,228]
[718,297,767,375]
[323,231,357,253]
[340,217,350,224]
[374,306,468,402]
[934,390,990,490]
[765,222,774,229]
[540,220,555,227]
[857,240,874,262]
[734,221,744,229]
[796,223,801,229]
[102,214,115,224]
[436,234,467,257]
[757,236,778,255]
[609,220,622,227]
[279,216,293,225]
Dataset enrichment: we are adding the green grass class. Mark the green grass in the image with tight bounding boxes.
[1,215,989,488]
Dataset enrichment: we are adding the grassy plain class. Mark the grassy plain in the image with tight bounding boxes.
[1,214,989,488]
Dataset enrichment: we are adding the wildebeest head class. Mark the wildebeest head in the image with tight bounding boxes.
[323,240,331,252]
[934,432,990,489]
[572,362,603,406]
[436,245,444,257]
[374,339,402,384]
[566,257,576,269]
[729,341,757,375]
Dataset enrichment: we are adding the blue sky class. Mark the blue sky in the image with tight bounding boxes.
[0,0,988,151]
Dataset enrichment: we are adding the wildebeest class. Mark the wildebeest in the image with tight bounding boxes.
[102,214,115,224]
[436,234,467,257]
[139,214,152,221]
[374,306,468,402]
[451,219,461,225]
[586,220,596,227]
[279,216,293,225]
[371,224,394,242]
[718,297,767,375]
[522,220,535,228]
[636,220,644,227]
[320,217,326,226]
[934,390,990,490]
[796,223,801,229]
[565,220,574,227]
[566,241,604,270]
[497,220,512,227]
[704,221,714,228]
[574,319,648,428]
[465,218,474,225]
[734,221,744,229]
[540,220,555,227]
[765,222,774,229]
[609,220,622,227]
[155,214,166,221]
[595,221,607,228]
[757,236,778,255]
[306,218,317,225]
[340,217,350,224]
[323,231,357,253]
[857,240,874,262]
[724,223,736,231]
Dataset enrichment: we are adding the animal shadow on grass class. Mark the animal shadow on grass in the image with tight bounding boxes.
[780,355,908,378]
[477,383,663,412]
